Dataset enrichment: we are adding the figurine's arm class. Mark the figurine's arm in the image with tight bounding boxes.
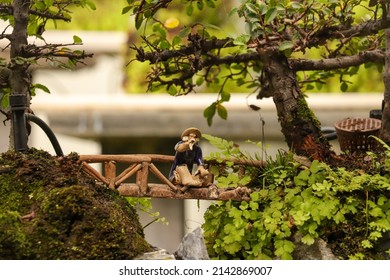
[175,141,191,152]
[175,137,198,152]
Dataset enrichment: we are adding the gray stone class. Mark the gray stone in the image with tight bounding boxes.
[174,227,210,260]
[133,248,175,260]
[292,233,337,260]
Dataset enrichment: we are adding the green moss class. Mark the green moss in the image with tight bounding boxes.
[296,95,322,129]
[0,148,152,259]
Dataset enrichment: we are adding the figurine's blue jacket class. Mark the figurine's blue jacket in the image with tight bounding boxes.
[169,141,204,180]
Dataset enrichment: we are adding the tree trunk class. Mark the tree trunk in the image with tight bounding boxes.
[260,52,332,160]
[9,0,31,151]
[380,3,390,143]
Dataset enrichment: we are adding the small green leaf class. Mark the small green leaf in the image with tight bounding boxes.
[233,34,250,46]
[44,0,53,7]
[310,160,321,173]
[294,169,310,186]
[196,77,204,86]
[221,91,231,102]
[301,234,315,245]
[306,84,314,90]
[249,201,259,211]
[265,7,278,24]
[186,3,194,16]
[196,0,204,10]
[361,240,373,248]
[86,0,96,10]
[377,195,387,206]
[172,36,182,47]
[217,103,228,120]
[204,102,216,126]
[238,175,251,186]
[159,39,170,50]
[369,207,383,217]
[167,85,177,96]
[73,35,82,44]
[1,92,9,108]
[245,3,259,15]
[340,82,348,92]
[250,191,260,201]
[205,0,216,8]
[315,82,323,90]
[34,1,46,10]
[122,6,132,14]
[279,41,294,51]
[135,14,144,30]
[34,83,51,94]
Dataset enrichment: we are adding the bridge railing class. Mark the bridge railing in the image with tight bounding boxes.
[79,154,264,201]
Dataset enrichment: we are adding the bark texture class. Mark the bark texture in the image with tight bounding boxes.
[381,26,390,143]
[260,52,332,160]
[9,0,31,150]
[10,0,30,99]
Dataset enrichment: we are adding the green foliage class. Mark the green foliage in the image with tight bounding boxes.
[203,134,256,188]
[202,135,390,259]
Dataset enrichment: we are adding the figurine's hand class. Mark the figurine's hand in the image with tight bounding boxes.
[188,138,196,150]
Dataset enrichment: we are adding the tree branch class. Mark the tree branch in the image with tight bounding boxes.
[23,43,93,61]
[203,51,261,67]
[0,3,71,21]
[29,8,71,22]
[0,4,13,15]
[135,36,234,63]
[290,49,385,71]
[339,19,390,38]
[307,19,390,49]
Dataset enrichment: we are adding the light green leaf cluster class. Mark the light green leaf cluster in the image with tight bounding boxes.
[126,197,168,228]
[203,134,258,188]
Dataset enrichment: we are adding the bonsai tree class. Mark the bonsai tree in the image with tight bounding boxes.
[0,0,93,151]
[123,0,390,160]
[0,0,153,260]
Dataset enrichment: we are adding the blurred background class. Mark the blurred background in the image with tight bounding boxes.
[0,0,384,253]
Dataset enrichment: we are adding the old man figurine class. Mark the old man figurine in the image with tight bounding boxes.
[169,127,209,187]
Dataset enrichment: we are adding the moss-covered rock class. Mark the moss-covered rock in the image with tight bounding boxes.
[0,148,152,259]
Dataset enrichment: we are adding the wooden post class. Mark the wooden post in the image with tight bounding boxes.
[104,161,116,189]
[136,162,149,194]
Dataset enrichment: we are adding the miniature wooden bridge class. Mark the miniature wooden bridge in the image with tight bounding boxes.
[79,154,264,201]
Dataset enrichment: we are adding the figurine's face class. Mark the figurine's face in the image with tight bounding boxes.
[183,133,199,143]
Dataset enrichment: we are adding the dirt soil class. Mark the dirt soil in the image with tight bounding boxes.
[0,148,152,259]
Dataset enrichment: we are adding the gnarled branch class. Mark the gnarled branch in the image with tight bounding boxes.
[290,49,385,71]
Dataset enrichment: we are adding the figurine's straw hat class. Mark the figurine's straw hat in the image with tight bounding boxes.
[181,127,201,139]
